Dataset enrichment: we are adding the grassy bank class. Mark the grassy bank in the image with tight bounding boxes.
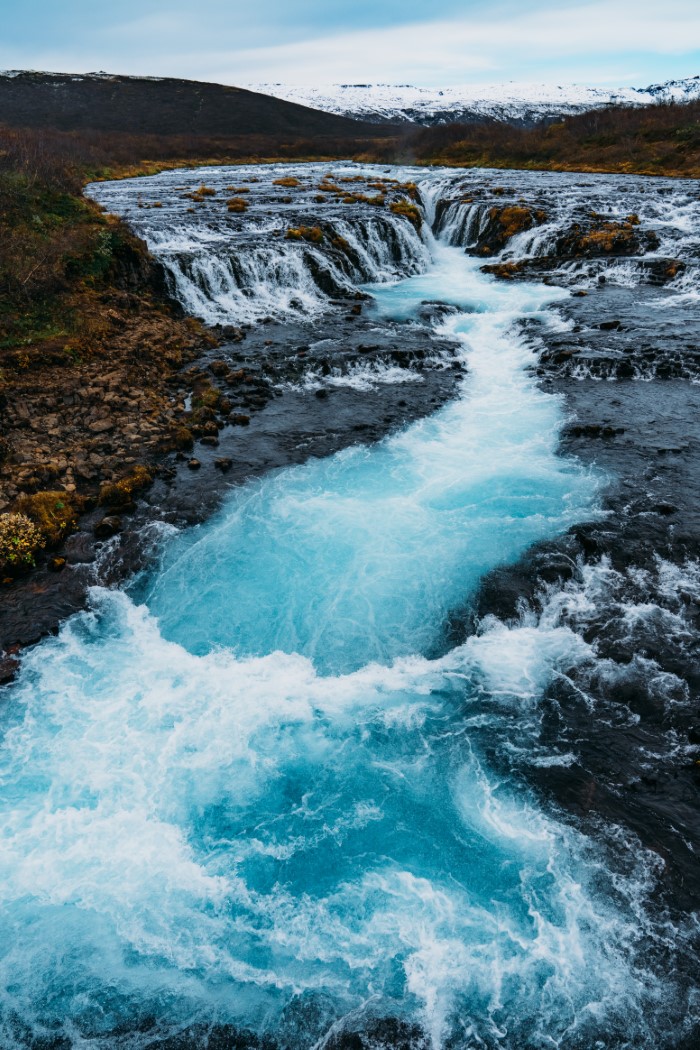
[0,129,221,576]
[0,123,401,578]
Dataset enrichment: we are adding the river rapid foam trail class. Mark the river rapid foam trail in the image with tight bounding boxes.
[1,166,697,1049]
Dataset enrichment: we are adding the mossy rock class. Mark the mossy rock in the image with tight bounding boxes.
[99,465,153,508]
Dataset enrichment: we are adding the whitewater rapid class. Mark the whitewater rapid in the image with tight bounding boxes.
[0,166,695,1049]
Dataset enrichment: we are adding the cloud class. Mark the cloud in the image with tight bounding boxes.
[1,0,698,86]
[195,0,700,84]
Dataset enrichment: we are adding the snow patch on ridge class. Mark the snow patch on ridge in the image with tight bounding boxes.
[248,76,700,126]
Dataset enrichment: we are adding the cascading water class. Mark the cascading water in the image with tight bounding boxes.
[1,164,697,1050]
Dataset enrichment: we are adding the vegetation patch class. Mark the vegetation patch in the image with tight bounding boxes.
[285,225,324,243]
[395,181,419,201]
[273,176,301,187]
[390,99,700,180]
[468,204,547,255]
[318,181,344,195]
[99,465,153,508]
[481,261,525,279]
[227,196,249,213]
[185,184,217,203]
[0,512,45,574]
[553,219,657,257]
[14,490,79,546]
[389,199,422,230]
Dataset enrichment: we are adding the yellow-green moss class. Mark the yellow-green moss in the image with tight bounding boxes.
[14,490,79,547]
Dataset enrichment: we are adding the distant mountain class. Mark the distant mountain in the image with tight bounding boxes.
[0,70,394,139]
[248,76,700,127]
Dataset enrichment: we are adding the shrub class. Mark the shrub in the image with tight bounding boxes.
[0,513,45,573]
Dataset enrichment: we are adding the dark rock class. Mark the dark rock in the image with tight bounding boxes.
[654,502,678,516]
[93,516,122,539]
[48,556,67,572]
[565,423,625,439]
[214,457,233,472]
[63,532,97,565]
[187,458,201,470]
[221,325,245,341]
[598,319,623,331]
[0,654,20,685]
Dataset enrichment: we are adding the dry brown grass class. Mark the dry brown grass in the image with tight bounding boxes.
[389,199,422,230]
[389,99,700,179]
[285,225,324,243]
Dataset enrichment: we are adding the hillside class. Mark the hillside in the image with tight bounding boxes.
[387,98,700,179]
[0,70,394,139]
[250,75,700,127]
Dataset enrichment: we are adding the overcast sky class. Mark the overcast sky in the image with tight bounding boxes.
[1,0,699,87]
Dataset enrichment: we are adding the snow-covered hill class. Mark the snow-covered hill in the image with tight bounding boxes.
[248,76,700,127]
